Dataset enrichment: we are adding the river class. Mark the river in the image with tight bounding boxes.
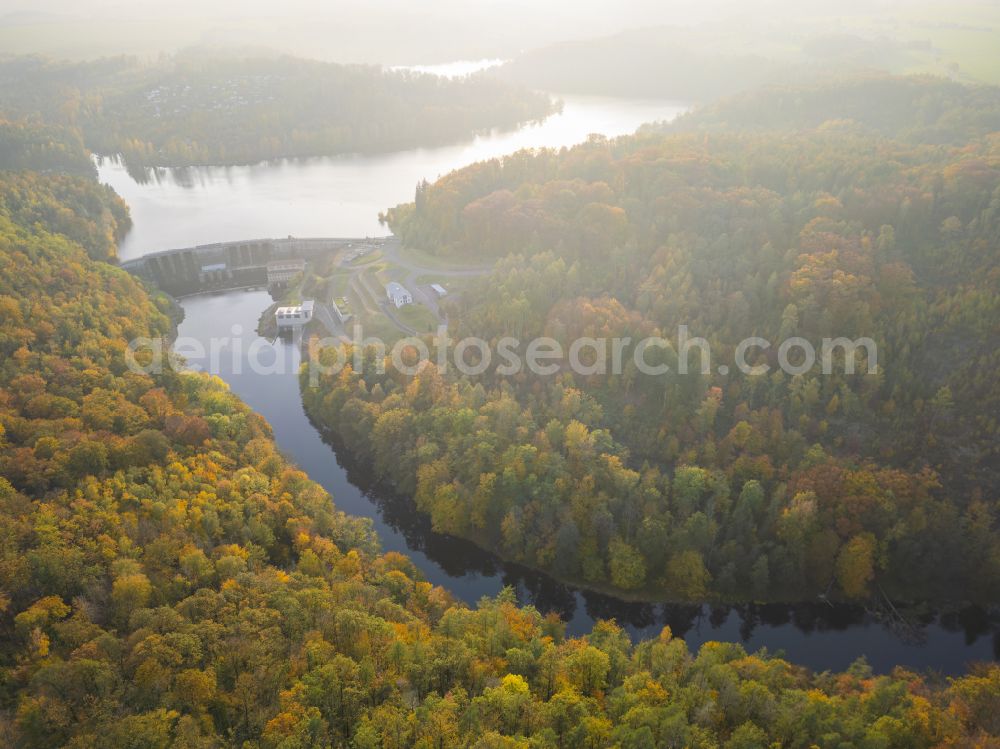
[111,93,999,674]
[100,94,685,260]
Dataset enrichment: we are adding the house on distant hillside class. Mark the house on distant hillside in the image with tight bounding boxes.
[386,282,412,308]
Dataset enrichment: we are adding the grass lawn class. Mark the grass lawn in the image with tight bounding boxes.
[397,243,482,271]
[346,285,376,318]
[344,284,413,343]
[396,303,440,334]
[323,271,353,300]
[363,314,405,343]
[372,264,395,287]
[345,249,383,268]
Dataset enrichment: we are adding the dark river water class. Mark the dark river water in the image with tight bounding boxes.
[175,290,1000,675]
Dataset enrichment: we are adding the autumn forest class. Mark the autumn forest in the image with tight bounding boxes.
[1,6,1000,747]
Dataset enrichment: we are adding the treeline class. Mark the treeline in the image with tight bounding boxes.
[0,120,96,176]
[495,27,944,103]
[0,170,129,262]
[314,76,1000,603]
[0,117,131,262]
[660,73,1000,145]
[0,53,555,169]
[497,27,795,101]
[2,122,998,749]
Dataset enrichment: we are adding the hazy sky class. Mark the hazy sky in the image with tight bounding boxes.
[0,0,710,62]
[0,0,987,65]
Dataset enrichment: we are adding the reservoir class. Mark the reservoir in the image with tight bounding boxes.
[102,94,686,260]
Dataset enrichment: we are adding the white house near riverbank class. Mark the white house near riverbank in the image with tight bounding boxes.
[386,282,412,308]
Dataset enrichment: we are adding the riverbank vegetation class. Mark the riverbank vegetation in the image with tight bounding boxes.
[1,74,999,747]
[308,75,1000,604]
[1,109,997,749]
[0,171,129,263]
[0,119,130,262]
[0,53,556,170]
[661,74,1000,145]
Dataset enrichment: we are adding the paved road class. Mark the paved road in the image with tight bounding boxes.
[380,237,490,277]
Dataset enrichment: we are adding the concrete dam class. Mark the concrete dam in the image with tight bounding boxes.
[120,236,387,296]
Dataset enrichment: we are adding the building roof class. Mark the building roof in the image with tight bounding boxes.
[275,299,314,317]
[430,283,447,295]
[386,281,410,296]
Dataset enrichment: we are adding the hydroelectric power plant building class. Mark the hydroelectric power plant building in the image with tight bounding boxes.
[275,300,314,330]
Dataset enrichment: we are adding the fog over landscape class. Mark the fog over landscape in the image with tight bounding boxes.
[2,0,997,76]
[1,0,1000,746]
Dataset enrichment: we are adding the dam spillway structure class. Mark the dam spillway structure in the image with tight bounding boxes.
[120,237,382,296]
